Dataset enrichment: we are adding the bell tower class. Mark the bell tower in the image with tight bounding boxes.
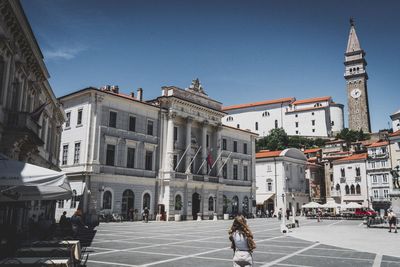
[344,18,371,133]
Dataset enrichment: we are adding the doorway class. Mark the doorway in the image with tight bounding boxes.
[121,190,134,220]
[192,193,200,220]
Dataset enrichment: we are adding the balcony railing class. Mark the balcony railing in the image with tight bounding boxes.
[355,176,361,182]
[340,178,346,183]
[5,111,43,145]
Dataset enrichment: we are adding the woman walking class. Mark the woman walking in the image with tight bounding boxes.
[229,215,256,267]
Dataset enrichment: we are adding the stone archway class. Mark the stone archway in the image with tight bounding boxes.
[192,193,201,220]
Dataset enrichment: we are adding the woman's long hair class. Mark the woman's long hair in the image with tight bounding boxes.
[228,215,256,252]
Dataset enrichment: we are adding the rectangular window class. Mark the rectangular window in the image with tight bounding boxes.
[174,127,178,141]
[62,145,68,165]
[129,116,136,132]
[222,139,227,150]
[237,124,240,129]
[312,129,315,133]
[233,141,238,153]
[312,120,315,126]
[383,174,388,183]
[295,130,299,134]
[106,144,115,166]
[73,142,80,164]
[233,165,238,180]
[267,182,272,191]
[243,143,248,154]
[295,122,299,128]
[109,111,117,128]
[255,122,258,131]
[65,112,71,128]
[77,109,83,125]
[206,134,209,147]
[127,148,135,168]
[57,200,64,209]
[147,120,154,135]
[370,162,376,169]
[381,161,386,167]
[267,165,272,172]
[223,164,227,179]
[145,151,153,170]
[372,175,377,183]
[340,168,345,177]
[243,166,248,181]
[384,189,389,198]
[373,190,379,198]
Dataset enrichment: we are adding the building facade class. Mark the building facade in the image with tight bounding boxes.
[344,19,371,133]
[255,149,310,216]
[57,80,257,221]
[332,153,368,206]
[222,96,343,138]
[366,141,392,211]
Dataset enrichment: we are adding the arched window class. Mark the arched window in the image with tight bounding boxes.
[208,196,214,211]
[274,120,278,129]
[262,111,270,117]
[355,167,361,177]
[356,184,361,194]
[102,191,112,209]
[70,190,77,208]
[255,122,258,131]
[345,185,350,195]
[143,193,151,209]
[175,194,182,211]
[223,195,228,214]
[350,184,355,195]
[336,184,340,191]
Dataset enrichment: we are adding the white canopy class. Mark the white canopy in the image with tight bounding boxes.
[0,155,71,201]
[321,201,341,209]
[302,202,321,208]
[343,202,363,209]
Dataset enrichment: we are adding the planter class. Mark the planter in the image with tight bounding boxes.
[174,214,181,221]
[224,213,229,220]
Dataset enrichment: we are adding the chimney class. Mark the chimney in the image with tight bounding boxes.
[137,88,143,101]
[130,91,135,98]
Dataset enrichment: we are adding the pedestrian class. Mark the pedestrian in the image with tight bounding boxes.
[286,208,290,220]
[143,207,149,223]
[71,210,87,238]
[59,211,70,236]
[317,208,322,222]
[278,209,282,220]
[388,209,398,233]
[229,215,256,267]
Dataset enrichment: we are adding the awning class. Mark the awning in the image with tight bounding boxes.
[69,181,86,196]
[0,155,71,202]
[256,193,275,205]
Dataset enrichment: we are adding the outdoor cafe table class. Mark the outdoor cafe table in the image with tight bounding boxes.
[0,257,71,266]
[30,240,81,261]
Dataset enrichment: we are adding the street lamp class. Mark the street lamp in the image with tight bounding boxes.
[291,193,296,224]
[281,193,287,233]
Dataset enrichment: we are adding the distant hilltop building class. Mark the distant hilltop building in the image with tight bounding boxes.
[345,18,371,133]
[222,96,344,138]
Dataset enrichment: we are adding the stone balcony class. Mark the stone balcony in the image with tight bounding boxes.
[172,172,251,186]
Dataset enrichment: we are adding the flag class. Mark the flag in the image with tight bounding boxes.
[30,101,49,122]
[207,149,213,168]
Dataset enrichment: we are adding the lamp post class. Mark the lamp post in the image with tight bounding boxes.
[281,193,287,233]
[291,193,296,224]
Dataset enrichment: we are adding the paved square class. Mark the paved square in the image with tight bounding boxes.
[82,218,400,267]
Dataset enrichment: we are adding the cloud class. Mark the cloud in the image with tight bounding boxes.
[44,46,86,61]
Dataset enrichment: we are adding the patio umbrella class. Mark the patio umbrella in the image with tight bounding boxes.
[302,202,321,208]
[0,155,71,201]
[343,202,362,209]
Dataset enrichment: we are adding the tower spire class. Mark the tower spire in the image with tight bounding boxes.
[346,18,361,53]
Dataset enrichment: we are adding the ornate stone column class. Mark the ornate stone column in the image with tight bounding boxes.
[185,116,193,173]
[165,112,175,175]
[201,120,208,175]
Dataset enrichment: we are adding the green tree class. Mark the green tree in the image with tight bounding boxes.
[256,128,289,151]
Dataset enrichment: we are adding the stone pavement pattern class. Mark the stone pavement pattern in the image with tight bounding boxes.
[80,218,400,267]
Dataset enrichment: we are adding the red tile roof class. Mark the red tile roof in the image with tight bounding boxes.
[368,141,389,148]
[325,139,346,144]
[292,96,331,105]
[256,150,283,159]
[222,97,294,111]
[333,153,367,163]
[389,130,400,137]
[304,148,321,154]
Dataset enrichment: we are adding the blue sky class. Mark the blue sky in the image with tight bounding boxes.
[21,0,400,132]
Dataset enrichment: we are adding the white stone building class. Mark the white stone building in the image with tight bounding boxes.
[332,153,369,206]
[390,109,400,132]
[366,141,392,211]
[57,80,258,221]
[222,96,344,138]
[388,118,400,212]
[255,148,310,216]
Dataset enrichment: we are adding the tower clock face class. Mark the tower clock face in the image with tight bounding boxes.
[351,88,362,99]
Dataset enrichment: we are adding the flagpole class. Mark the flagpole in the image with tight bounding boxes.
[174,144,191,172]
[185,146,201,174]
[208,150,223,175]
[196,158,207,174]
[216,152,232,177]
